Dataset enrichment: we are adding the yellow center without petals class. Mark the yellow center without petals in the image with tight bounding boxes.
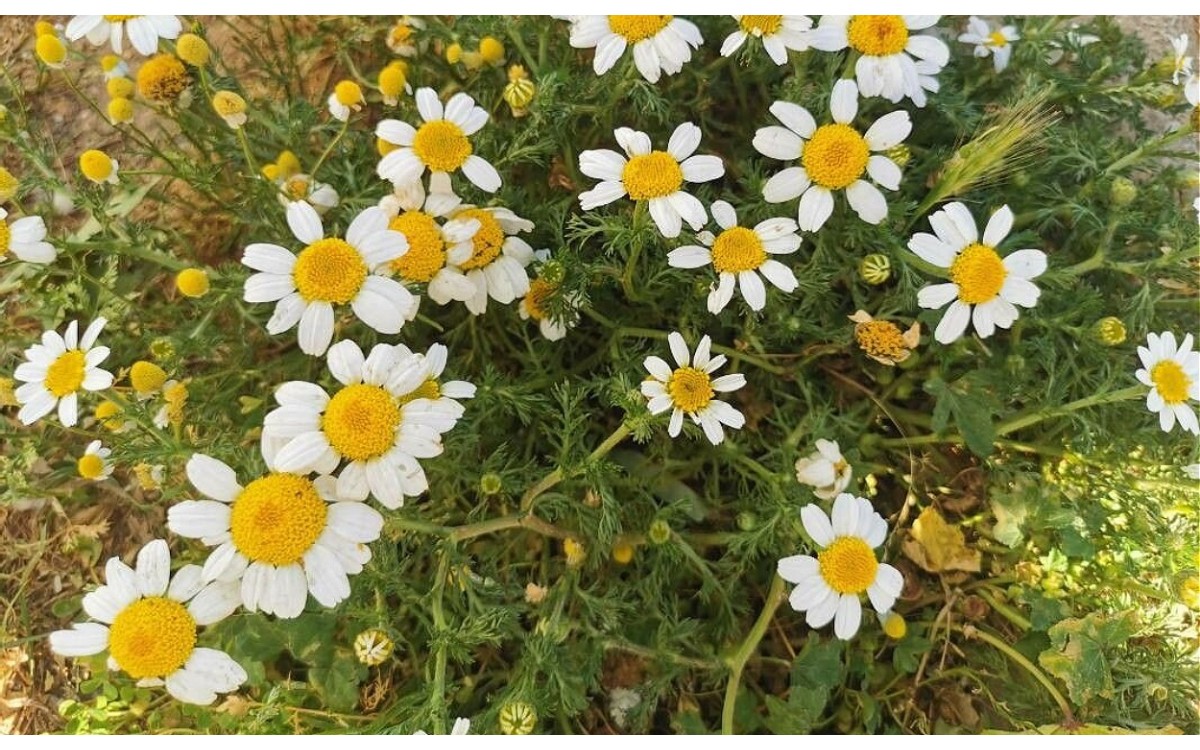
[711,227,766,273]
[817,536,879,594]
[45,350,86,397]
[107,597,196,679]
[522,278,556,321]
[950,243,1007,305]
[456,208,504,270]
[802,124,869,190]
[740,15,783,35]
[855,320,908,361]
[988,31,1008,47]
[229,473,328,565]
[321,384,401,461]
[622,151,684,201]
[667,366,714,413]
[608,15,673,43]
[411,120,472,172]
[0,221,10,257]
[136,54,189,103]
[77,454,106,479]
[1151,360,1191,405]
[396,378,441,406]
[292,238,367,304]
[389,212,445,282]
[846,15,910,56]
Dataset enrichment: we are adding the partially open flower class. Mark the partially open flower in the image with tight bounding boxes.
[849,310,920,366]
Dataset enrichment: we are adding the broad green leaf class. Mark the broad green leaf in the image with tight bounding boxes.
[1037,611,1138,705]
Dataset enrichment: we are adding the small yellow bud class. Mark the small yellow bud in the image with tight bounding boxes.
[0,166,19,203]
[524,582,547,604]
[261,164,280,181]
[35,21,57,38]
[461,50,484,70]
[353,628,395,666]
[99,53,121,72]
[378,63,408,105]
[106,76,134,99]
[882,611,907,639]
[445,42,463,64]
[0,377,17,407]
[132,463,164,491]
[503,78,536,116]
[611,543,634,565]
[1094,316,1126,346]
[107,97,134,124]
[94,400,124,431]
[149,337,175,361]
[859,253,892,285]
[79,149,117,184]
[647,519,671,545]
[130,360,168,395]
[563,538,586,567]
[1181,575,1200,610]
[507,64,529,83]
[35,34,67,68]
[333,79,364,106]
[175,33,210,67]
[498,701,537,735]
[479,36,505,65]
[176,267,210,298]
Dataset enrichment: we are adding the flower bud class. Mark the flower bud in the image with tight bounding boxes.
[1094,316,1126,346]
[859,253,891,285]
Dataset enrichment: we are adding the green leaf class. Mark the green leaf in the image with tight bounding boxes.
[925,376,996,457]
[991,491,1028,547]
[308,652,365,713]
[1037,611,1138,705]
[790,632,843,691]
[893,635,932,674]
[1025,592,1071,632]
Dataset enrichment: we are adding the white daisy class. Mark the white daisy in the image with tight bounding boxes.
[1135,332,1200,435]
[641,332,746,445]
[667,200,800,313]
[519,250,581,342]
[0,207,57,264]
[720,15,812,65]
[241,201,416,357]
[579,122,725,238]
[568,16,703,84]
[49,539,245,705]
[168,454,384,619]
[261,340,467,508]
[327,80,364,122]
[13,317,113,427]
[755,79,910,232]
[957,16,1019,72]
[77,439,113,481]
[65,15,182,56]
[375,88,500,193]
[276,173,339,215]
[444,204,535,315]
[809,15,949,107]
[391,341,477,419]
[794,439,852,500]
[777,493,904,641]
[909,202,1047,344]
[1171,34,1193,85]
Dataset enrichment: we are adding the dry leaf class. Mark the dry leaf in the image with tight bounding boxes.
[902,506,982,574]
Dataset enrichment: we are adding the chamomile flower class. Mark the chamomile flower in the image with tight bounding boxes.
[49,539,245,705]
[444,204,535,315]
[241,201,415,357]
[386,16,424,57]
[809,15,949,107]
[168,454,384,619]
[65,15,182,56]
[667,200,799,313]
[1135,332,1200,435]
[909,203,1046,344]
[13,318,113,427]
[720,16,812,65]
[519,250,581,342]
[569,16,703,84]
[327,80,364,122]
[0,207,57,264]
[275,173,339,215]
[77,440,113,481]
[390,341,477,419]
[848,310,920,366]
[375,88,500,193]
[262,340,467,508]
[641,332,746,445]
[79,149,119,185]
[777,494,904,640]
[1171,34,1193,85]
[579,122,725,238]
[755,80,910,232]
[380,174,480,305]
[958,16,1019,72]
[794,439,852,500]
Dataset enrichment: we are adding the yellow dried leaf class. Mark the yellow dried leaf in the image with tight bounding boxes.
[902,506,982,574]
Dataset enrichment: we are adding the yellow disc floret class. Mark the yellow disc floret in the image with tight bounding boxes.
[389,211,445,282]
[711,226,766,273]
[106,76,134,99]
[456,208,504,270]
[136,53,190,103]
[1151,360,1191,404]
[412,120,473,173]
[79,150,114,183]
[108,597,196,679]
[950,243,1007,305]
[882,611,907,639]
[211,90,246,117]
[176,268,210,298]
[322,384,401,461]
[522,278,556,321]
[333,80,364,107]
[622,151,684,201]
[229,473,328,565]
[740,15,783,36]
[35,34,66,67]
[846,15,910,57]
[379,63,408,101]
[130,360,168,394]
[108,97,134,124]
[292,238,367,304]
[802,124,869,190]
[817,536,879,594]
[0,166,19,203]
[45,350,86,397]
[987,31,1008,48]
[667,366,714,413]
[95,400,124,431]
[77,453,106,479]
[175,33,210,67]
[608,15,672,43]
[479,36,505,64]
[0,221,9,257]
[855,320,909,361]
[395,378,441,406]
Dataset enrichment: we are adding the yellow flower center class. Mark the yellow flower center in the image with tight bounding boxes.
[1151,360,1191,405]
[396,378,442,406]
[45,349,86,398]
[522,278,556,321]
[666,366,714,413]
[855,320,909,361]
[80,150,114,182]
[176,268,210,298]
[322,384,400,461]
[389,211,445,282]
[104,15,140,21]
[162,381,188,426]
[292,238,367,304]
[130,360,167,394]
[608,15,673,43]
[950,243,1007,305]
[0,166,19,203]
[882,611,907,639]
[211,91,245,116]
[107,597,196,679]
[333,80,363,106]
[987,31,1008,48]
[95,400,124,430]
[106,76,134,99]
[622,151,684,201]
[711,226,766,273]
[283,176,311,201]
[456,208,504,270]
[740,15,783,36]
[136,53,189,103]
[817,536,879,595]
[411,120,473,173]
[846,15,910,57]
[229,473,329,565]
[802,124,869,190]
[77,453,106,479]
[0,221,10,257]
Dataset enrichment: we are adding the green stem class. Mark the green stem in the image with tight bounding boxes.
[1104,124,1195,176]
[519,422,631,512]
[954,624,1075,723]
[721,575,786,735]
[622,202,647,300]
[429,549,450,735]
[976,587,1031,631]
[310,118,350,179]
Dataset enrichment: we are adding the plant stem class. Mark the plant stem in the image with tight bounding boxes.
[1104,124,1195,176]
[429,549,450,735]
[721,575,786,735]
[954,623,1075,723]
[519,421,631,512]
[310,119,350,179]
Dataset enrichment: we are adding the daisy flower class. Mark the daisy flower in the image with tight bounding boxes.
[641,332,746,445]
[777,493,904,640]
[519,250,581,342]
[49,539,245,705]
[241,201,415,357]
[1135,332,1200,435]
[276,173,339,215]
[848,310,920,366]
[168,454,384,619]
[794,439,852,500]
[375,88,500,193]
[667,200,800,313]
[327,80,364,122]
[13,317,113,427]
[909,203,1046,344]
[1171,34,1193,85]
[444,204,535,315]
[391,341,477,419]
[77,439,113,481]
[755,79,910,232]
[720,16,812,65]
[0,207,57,264]
[579,122,725,238]
[809,15,949,107]
[262,340,467,508]
[65,15,182,56]
[568,16,703,84]
[958,16,1019,72]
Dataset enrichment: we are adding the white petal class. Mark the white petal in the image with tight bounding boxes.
[982,205,1014,247]
[298,301,335,356]
[917,282,959,309]
[830,494,860,536]
[769,101,816,138]
[797,187,834,232]
[753,126,804,161]
[777,555,819,584]
[908,233,956,267]
[49,623,110,657]
[846,180,888,224]
[186,455,241,503]
[763,167,810,203]
[135,540,171,597]
[1002,249,1047,279]
[833,595,862,640]
[666,122,701,161]
[935,300,972,344]
[168,500,232,540]
[863,111,912,151]
[800,504,834,546]
[830,79,859,124]
[303,545,352,607]
[286,201,324,245]
[462,156,501,193]
[866,155,902,190]
[187,581,241,625]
